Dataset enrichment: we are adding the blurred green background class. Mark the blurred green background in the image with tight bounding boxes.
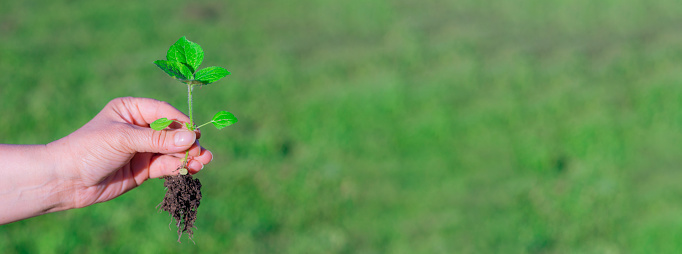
[2,0,682,253]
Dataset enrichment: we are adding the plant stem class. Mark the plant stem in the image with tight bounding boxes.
[183,150,189,166]
[187,84,194,130]
[181,83,195,173]
[195,121,213,129]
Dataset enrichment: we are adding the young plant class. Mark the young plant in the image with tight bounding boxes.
[152,36,237,168]
[151,36,237,242]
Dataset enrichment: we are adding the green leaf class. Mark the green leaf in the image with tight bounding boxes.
[195,66,230,84]
[154,60,193,80]
[166,36,204,73]
[166,39,186,65]
[211,111,237,129]
[150,118,173,130]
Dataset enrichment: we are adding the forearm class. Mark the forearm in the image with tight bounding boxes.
[0,144,73,224]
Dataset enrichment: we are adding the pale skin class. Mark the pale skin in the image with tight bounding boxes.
[0,97,213,224]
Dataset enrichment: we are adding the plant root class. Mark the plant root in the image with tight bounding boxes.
[158,171,202,242]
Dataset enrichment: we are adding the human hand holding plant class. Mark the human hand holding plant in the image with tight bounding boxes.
[0,97,211,225]
[53,97,212,207]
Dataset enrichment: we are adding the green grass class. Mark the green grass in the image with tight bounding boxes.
[3,0,682,252]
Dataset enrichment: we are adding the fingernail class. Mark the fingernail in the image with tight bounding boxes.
[174,131,195,146]
[189,160,204,171]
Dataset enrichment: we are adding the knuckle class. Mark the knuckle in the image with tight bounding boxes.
[158,100,172,107]
[110,97,131,105]
[150,129,168,150]
[105,98,121,108]
[106,97,135,112]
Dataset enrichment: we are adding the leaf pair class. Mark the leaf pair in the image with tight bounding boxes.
[154,37,230,85]
[150,111,238,131]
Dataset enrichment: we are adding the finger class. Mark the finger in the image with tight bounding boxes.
[187,150,213,174]
[120,125,196,154]
[173,147,212,174]
[148,154,186,178]
[187,140,203,157]
[108,97,190,127]
[145,151,213,178]
[193,149,213,165]
[165,141,204,158]
[145,150,212,178]
[129,152,154,186]
[187,160,204,174]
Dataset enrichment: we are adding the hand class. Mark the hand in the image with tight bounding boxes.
[50,97,213,208]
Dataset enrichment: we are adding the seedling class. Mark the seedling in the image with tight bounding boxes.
[151,36,237,242]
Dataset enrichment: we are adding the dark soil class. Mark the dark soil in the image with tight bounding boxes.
[158,172,202,242]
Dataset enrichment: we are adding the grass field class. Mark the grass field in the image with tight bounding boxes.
[3,0,682,253]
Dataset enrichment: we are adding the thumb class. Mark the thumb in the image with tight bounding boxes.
[121,127,196,154]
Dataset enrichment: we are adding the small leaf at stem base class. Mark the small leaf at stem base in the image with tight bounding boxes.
[150,118,173,130]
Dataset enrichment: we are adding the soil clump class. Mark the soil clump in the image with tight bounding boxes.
[158,173,202,242]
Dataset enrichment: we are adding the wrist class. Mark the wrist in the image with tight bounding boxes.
[44,139,78,210]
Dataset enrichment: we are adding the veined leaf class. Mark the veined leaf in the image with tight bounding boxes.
[211,111,237,129]
[154,60,193,80]
[166,40,186,67]
[195,66,230,84]
[150,118,173,130]
[166,36,204,73]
